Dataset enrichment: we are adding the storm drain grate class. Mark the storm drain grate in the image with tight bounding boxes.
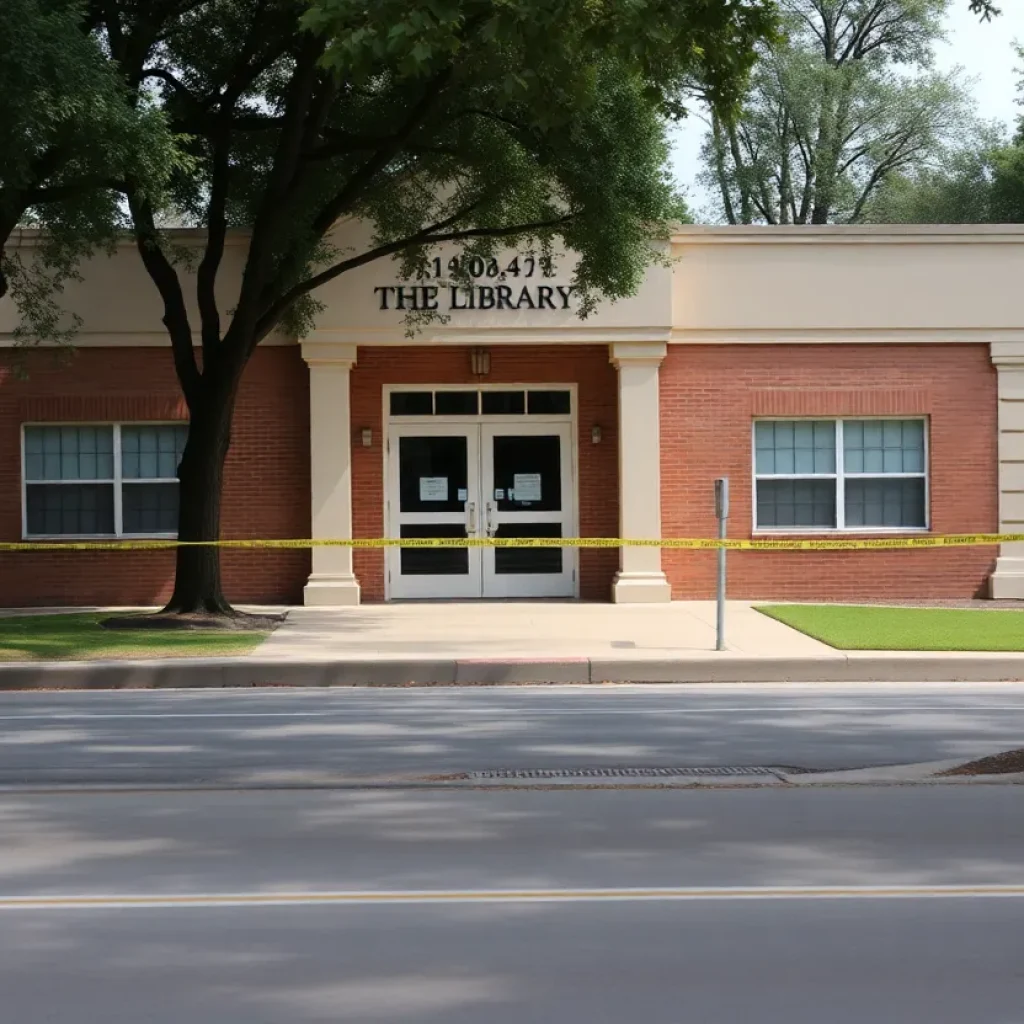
[468,766,780,780]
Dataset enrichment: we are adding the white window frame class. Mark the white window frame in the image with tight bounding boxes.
[752,417,930,534]
[21,422,187,540]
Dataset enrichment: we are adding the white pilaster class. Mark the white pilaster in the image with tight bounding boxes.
[609,341,672,603]
[990,341,1024,599]
[301,340,361,606]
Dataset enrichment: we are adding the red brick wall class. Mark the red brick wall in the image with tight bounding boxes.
[661,344,998,600]
[351,345,619,601]
[0,346,310,607]
[3,341,999,607]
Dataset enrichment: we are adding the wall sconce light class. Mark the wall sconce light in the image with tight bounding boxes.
[360,427,373,448]
[591,424,602,445]
[470,347,491,376]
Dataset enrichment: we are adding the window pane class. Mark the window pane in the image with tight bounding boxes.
[845,479,926,528]
[390,392,433,416]
[492,434,562,512]
[481,391,526,415]
[25,483,115,535]
[754,422,776,474]
[813,422,836,473]
[122,482,179,534]
[494,523,563,575]
[844,419,925,476]
[398,435,468,514]
[434,391,479,416]
[24,426,114,481]
[757,479,836,529]
[794,446,816,474]
[527,391,571,415]
[399,524,469,576]
[121,425,187,480]
[754,420,834,477]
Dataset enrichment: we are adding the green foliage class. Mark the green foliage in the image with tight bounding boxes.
[0,0,180,339]
[861,135,1024,224]
[144,0,774,338]
[699,0,986,224]
[863,34,1024,224]
[990,144,1024,221]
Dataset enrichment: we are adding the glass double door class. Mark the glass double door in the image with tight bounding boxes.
[388,422,575,599]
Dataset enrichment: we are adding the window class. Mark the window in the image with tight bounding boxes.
[388,388,572,417]
[754,419,927,531]
[23,424,187,537]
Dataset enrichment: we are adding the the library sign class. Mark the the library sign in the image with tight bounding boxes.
[373,253,575,312]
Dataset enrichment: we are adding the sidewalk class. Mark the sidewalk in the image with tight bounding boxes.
[2,601,1024,687]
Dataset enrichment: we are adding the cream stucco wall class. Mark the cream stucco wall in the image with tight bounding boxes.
[0,223,674,346]
[0,230,269,344]
[5,222,1024,347]
[671,225,1024,344]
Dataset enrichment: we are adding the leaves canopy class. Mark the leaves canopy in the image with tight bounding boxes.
[0,0,178,327]
[124,0,776,368]
[697,0,986,224]
[862,39,1024,224]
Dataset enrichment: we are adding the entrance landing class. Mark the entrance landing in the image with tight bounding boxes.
[260,601,832,662]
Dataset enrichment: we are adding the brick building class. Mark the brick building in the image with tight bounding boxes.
[2,224,1024,607]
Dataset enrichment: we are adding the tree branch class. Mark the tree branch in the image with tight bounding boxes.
[225,34,328,347]
[128,194,201,406]
[252,211,574,345]
[310,66,455,238]
[195,124,230,364]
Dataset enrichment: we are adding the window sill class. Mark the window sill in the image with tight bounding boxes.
[20,534,179,543]
[752,528,930,537]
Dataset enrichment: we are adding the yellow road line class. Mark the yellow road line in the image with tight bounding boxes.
[3,885,1024,910]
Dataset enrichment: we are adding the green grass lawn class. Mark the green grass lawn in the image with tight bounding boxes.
[757,604,1024,652]
[0,613,269,662]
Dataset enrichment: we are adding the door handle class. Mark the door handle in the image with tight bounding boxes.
[466,501,477,535]
[485,501,496,538]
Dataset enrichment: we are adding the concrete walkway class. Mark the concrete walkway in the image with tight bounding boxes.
[260,601,831,661]
[2,600,1024,687]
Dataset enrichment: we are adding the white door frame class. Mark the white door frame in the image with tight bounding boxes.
[385,423,482,600]
[480,420,576,599]
[383,385,579,601]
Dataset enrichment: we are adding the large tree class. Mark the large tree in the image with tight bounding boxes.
[54,0,773,616]
[863,35,1024,224]
[0,0,177,328]
[698,0,986,225]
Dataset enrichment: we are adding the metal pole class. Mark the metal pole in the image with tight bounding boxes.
[714,477,729,652]
[716,512,727,651]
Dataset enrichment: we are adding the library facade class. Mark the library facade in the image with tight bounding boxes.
[3,224,1024,607]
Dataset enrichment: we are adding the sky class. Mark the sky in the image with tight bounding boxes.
[669,1,1024,215]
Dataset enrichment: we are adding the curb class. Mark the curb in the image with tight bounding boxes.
[1,653,1024,688]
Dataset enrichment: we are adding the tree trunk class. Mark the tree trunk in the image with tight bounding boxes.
[163,377,239,616]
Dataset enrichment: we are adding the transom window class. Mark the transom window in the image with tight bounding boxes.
[754,419,927,531]
[389,389,571,417]
[23,424,187,537]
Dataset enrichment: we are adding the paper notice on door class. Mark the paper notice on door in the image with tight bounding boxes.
[457,488,468,502]
[419,477,448,502]
[513,473,542,502]
[494,489,505,500]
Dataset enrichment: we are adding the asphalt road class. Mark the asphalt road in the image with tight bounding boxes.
[2,786,1024,1023]
[1,682,1023,785]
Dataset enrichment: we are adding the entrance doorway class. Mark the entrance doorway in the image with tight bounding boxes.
[385,388,577,599]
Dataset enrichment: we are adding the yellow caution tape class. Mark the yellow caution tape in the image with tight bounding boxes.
[1,533,1023,552]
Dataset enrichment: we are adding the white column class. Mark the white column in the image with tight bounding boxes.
[609,341,672,603]
[301,341,361,606]
[991,341,1024,599]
